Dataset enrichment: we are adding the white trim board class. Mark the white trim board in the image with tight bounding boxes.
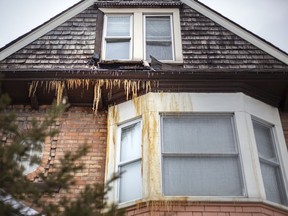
[181,0,288,65]
[0,0,94,61]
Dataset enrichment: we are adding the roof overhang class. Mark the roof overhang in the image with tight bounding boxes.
[2,68,288,111]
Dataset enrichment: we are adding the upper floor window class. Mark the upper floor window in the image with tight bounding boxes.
[145,15,173,61]
[103,15,132,60]
[100,8,183,62]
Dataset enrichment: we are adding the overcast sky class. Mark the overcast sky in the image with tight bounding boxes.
[0,0,287,53]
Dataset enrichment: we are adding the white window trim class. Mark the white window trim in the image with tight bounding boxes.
[115,118,142,204]
[106,93,288,210]
[99,8,183,63]
[251,117,288,205]
[102,14,133,60]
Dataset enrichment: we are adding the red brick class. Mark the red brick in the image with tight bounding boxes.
[230,213,252,216]
[205,206,221,212]
[203,213,217,216]
[177,212,193,216]
[242,207,261,213]
[186,206,205,212]
[260,208,273,216]
[220,206,236,212]
[193,213,202,216]
[273,212,287,216]
[218,213,229,216]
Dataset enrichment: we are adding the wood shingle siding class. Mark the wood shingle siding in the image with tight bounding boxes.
[180,4,287,69]
[0,6,97,69]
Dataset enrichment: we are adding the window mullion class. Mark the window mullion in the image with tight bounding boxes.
[118,157,142,167]
[162,153,239,157]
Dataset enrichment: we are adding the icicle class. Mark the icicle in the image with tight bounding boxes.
[28,81,39,97]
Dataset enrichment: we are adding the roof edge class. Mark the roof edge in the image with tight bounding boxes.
[181,0,288,65]
[0,0,94,61]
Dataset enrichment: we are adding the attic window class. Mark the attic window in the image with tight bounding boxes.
[103,15,132,60]
[100,8,183,62]
[145,15,173,61]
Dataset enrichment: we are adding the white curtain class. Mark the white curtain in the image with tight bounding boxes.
[119,122,142,203]
[162,115,243,196]
[145,16,173,60]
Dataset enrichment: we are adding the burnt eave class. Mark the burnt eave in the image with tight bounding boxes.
[1,68,288,111]
[2,68,288,81]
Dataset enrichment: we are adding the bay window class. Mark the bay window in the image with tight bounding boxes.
[106,93,288,209]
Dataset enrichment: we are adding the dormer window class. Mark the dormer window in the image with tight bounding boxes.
[103,15,132,60]
[145,15,173,61]
[101,8,183,62]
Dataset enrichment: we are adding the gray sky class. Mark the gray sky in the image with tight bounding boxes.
[0,0,287,53]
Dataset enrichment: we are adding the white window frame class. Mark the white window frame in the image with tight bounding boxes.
[160,113,245,197]
[105,93,288,210]
[103,14,133,60]
[100,8,183,63]
[251,117,288,205]
[143,14,175,61]
[116,118,142,203]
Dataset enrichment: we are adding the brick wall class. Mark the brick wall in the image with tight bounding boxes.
[125,201,288,216]
[6,105,107,203]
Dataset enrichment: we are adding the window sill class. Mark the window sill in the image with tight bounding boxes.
[117,197,288,212]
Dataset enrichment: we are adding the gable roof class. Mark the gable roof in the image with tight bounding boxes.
[0,0,288,65]
[0,0,94,61]
[181,0,288,65]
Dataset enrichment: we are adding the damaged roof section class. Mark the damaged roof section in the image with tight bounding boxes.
[94,0,182,8]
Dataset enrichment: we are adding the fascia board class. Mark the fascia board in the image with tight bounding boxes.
[0,0,95,61]
[181,0,288,65]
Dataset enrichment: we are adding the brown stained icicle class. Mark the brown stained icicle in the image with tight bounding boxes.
[92,80,104,113]
[28,81,39,97]
[28,79,158,113]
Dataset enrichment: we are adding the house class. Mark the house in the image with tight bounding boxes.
[1,0,288,215]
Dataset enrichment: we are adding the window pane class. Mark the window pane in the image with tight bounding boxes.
[106,40,130,60]
[107,16,130,37]
[146,16,171,39]
[145,16,173,60]
[163,115,236,153]
[119,161,142,203]
[163,156,242,196]
[253,121,277,161]
[20,140,44,175]
[146,42,173,61]
[253,120,287,205]
[121,122,141,162]
[260,162,285,204]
